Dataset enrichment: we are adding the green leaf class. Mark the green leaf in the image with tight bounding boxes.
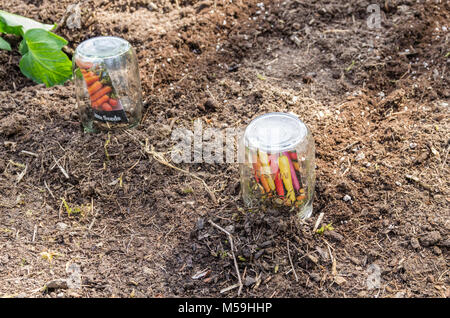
[18,38,27,54]
[0,36,11,51]
[19,28,72,87]
[0,10,55,36]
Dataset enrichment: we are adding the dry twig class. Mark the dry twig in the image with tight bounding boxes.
[313,212,324,232]
[53,156,69,179]
[144,139,217,203]
[209,220,243,296]
[287,240,299,282]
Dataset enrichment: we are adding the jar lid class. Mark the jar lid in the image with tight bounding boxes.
[244,112,308,153]
[76,36,130,60]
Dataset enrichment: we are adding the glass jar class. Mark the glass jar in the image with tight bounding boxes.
[240,113,315,219]
[73,36,143,132]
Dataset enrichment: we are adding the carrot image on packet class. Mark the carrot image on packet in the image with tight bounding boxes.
[76,58,128,123]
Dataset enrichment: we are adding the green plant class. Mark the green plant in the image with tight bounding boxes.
[316,223,334,235]
[0,10,72,87]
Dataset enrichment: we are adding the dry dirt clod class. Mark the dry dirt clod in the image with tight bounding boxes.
[432,246,442,256]
[324,230,344,243]
[410,237,421,250]
[46,279,68,290]
[0,113,26,136]
[56,222,68,231]
[204,99,217,111]
[309,273,321,282]
[419,231,442,247]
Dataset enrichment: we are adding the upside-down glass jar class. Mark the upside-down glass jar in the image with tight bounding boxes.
[73,36,143,132]
[240,113,316,219]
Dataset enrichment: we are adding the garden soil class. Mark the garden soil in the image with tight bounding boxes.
[0,0,448,298]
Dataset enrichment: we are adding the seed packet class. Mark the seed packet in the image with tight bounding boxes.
[75,59,128,124]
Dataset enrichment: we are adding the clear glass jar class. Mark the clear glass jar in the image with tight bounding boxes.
[240,113,315,219]
[73,36,143,132]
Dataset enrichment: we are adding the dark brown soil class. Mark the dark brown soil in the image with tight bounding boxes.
[0,0,448,298]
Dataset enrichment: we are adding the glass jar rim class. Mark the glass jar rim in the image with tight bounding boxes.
[75,36,131,60]
[244,112,308,153]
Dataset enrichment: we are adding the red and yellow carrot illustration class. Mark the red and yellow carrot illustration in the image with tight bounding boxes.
[288,151,298,161]
[268,154,284,197]
[257,150,275,191]
[251,152,261,184]
[278,155,296,202]
[282,151,300,192]
[256,156,272,195]
[259,174,271,194]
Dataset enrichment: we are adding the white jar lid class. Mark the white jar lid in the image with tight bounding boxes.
[76,36,130,60]
[244,112,308,153]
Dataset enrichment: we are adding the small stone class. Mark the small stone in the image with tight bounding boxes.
[309,272,321,282]
[260,240,273,248]
[410,237,421,249]
[204,99,217,111]
[343,195,352,202]
[225,225,234,234]
[254,250,264,260]
[334,276,347,285]
[46,279,68,290]
[316,247,329,261]
[142,266,153,276]
[292,22,301,30]
[244,276,256,286]
[289,34,301,46]
[419,231,441,247]
[409,142,417,149]
[307,254,318,264]
[395,291,406,298]
[148,2,158,11]
[355,152,365,161]
[432,246,442,255]
[196,218,204,230]
[56,292,64,298]
[56,222,68,231]
[357,290,367,297]
[325,231,344,243]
